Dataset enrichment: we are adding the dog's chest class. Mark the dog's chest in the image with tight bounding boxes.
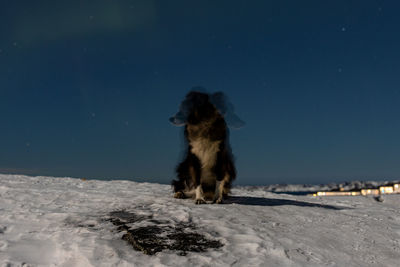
[190,138,221,169]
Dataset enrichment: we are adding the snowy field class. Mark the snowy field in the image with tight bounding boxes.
[1,174,399,267]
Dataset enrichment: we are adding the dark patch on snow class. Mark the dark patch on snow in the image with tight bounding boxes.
[106,210,223,255]
[64,216,101,230]
[374,196,384,202]
[77,223,96,228]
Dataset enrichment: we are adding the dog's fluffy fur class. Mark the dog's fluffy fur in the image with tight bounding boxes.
[171,91,236,204]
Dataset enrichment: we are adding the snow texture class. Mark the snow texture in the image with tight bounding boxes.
[0,174,399,266]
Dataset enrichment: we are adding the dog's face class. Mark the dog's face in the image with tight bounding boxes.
[170,89,245,129]
[170,91,218,126]
[185,92,218,125]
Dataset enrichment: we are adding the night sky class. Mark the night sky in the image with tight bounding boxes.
[1,0,400,185]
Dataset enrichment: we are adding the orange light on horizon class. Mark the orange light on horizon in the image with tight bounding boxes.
[314,191,361,196]
[361,189,380,196]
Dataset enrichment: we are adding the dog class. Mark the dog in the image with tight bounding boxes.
[170,90,238,204]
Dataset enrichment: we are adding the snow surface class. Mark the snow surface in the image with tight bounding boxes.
[0,174,399,267]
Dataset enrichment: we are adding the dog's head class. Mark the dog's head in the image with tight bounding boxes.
[170,89,245,128]
[185,91,218,125]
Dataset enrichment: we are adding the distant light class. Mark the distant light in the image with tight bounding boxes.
[312,184,400,197]
[394,184,400,193]
[379,186,394,194]
[315,191,360,196]
[341,27,346,32]
[361,189,380,196]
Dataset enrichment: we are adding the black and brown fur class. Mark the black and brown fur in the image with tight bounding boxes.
[171,91,236,204]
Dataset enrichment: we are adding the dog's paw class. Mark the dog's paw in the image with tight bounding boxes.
[195,199,206,205]
[214,197,223,204]
[174,191,185,199]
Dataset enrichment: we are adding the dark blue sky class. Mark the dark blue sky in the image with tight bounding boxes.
[1,0,400,185]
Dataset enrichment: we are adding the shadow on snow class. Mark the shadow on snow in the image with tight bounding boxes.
[226,196,346,210]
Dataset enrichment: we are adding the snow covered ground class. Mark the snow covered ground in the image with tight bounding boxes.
[0,174,399,267]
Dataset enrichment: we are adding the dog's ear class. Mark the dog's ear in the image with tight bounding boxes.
[210,92,245,129]
[169,92,199,126]
[210,92,227,115]
[169,111,186,126]
[224,112,245,129]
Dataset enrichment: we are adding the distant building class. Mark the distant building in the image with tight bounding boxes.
[311,183,400,197]
[394,184,400,193]
[361,189,380,196]
[313,191,360,196]
[379,186,394,194]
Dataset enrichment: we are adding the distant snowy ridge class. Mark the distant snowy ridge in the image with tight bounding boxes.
[0,174,399,266]
[239,180,400,193]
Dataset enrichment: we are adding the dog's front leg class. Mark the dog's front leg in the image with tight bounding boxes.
[213,179,225,204]
[195,185,206,204]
